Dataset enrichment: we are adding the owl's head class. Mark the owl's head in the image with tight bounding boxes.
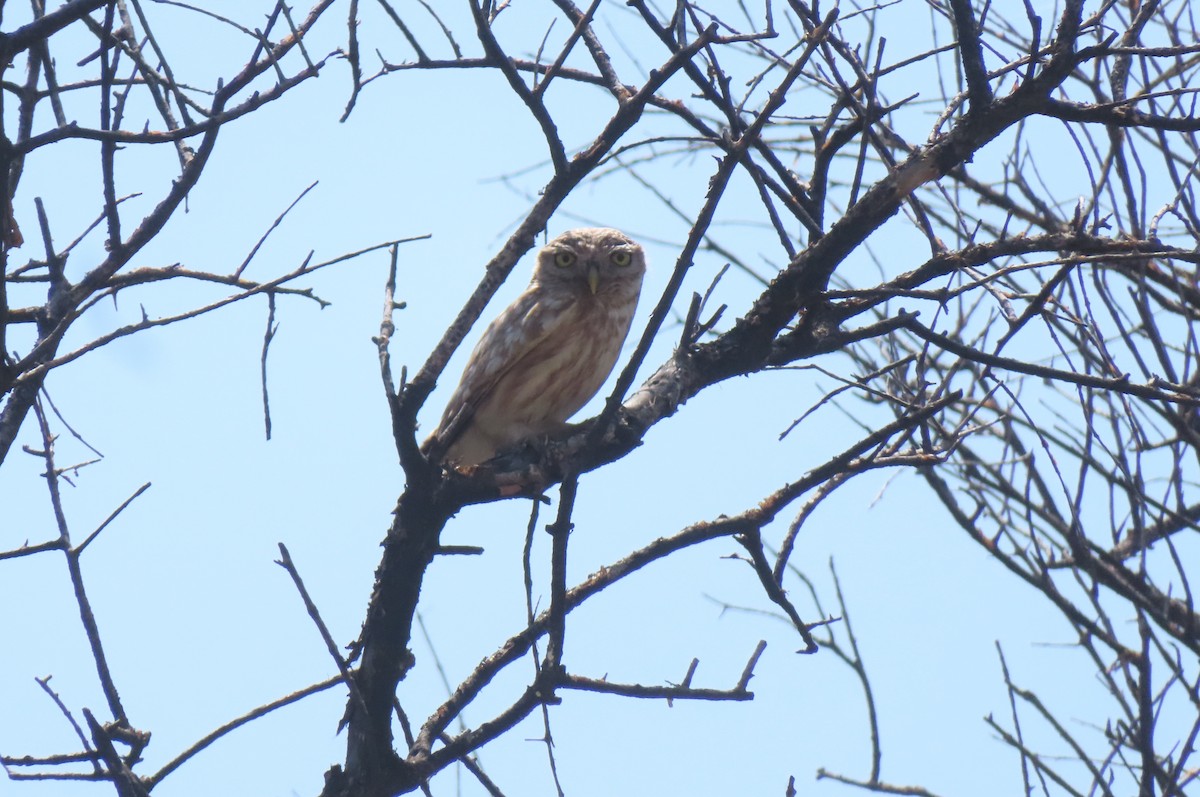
[532,227,646,300]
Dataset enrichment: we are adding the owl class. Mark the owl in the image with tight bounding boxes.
[424,227,647,467]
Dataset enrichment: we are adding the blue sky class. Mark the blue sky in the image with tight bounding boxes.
[0,2,1171,796]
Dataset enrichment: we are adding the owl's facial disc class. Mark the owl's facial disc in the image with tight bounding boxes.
[586,262,601,294]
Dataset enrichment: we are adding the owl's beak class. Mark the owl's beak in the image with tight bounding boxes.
[586,262,601,295]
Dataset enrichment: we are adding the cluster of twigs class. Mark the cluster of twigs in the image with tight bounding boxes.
[4,1,1200,796]
[345,1,1200,795]
[0,1,386,794]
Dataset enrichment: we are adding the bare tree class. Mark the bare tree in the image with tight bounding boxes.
[4,1,1199,796]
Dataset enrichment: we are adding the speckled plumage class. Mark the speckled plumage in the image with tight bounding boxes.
[425,228,646,467]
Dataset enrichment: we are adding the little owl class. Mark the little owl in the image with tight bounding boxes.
[424,227,646,467]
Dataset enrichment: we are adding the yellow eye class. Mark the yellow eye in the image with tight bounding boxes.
[611,250,632,267]
[554,251,575,268]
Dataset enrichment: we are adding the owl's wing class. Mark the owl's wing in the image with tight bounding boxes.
[429,288,570,454]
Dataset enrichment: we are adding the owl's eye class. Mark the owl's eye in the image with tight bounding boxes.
[554,251,576,268]
[610,250,632,267]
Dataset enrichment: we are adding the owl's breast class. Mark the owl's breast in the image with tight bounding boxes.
[471,296,638,444]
